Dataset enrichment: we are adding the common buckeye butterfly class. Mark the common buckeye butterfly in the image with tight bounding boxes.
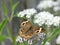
[18,21,45,39]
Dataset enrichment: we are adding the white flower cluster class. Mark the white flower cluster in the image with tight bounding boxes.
[34,11,60,26]
[16,36,33,45]
[18,8,37,18]
[16,33,46,45]
[37,0,59,10]
[16,36,23,43]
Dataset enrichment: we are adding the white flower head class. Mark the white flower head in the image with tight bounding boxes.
[18,8,37,18]
[16,33,46,44]
[34,11,54,26]
[52,16,60,26]
[37,0,58,10]
[56,35,60,44]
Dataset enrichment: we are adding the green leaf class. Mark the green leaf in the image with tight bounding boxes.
[0,35,7,42]
[48,28,60,41]
[22,15,26,20]
[11,2,19,11]
[0,19,7,34]
[2,2,8,15]
[7,28,12,38]
[13,36,18,45]
[10,0,14,8]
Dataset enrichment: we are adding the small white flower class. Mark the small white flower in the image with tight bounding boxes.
[28,40,32,45]
[16,36,23,43]
[23,38,27,41]
[45,20,53,26]
[56,35,60,44]
[45,15,53,26]
[18,8,37,18]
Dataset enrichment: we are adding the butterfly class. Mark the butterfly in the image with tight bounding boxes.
[18,21,45,39]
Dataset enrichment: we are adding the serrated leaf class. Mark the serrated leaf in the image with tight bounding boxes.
[0,19,7,34]
[2,2,8,15]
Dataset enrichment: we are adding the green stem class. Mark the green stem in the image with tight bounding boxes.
[10,11,14,21]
